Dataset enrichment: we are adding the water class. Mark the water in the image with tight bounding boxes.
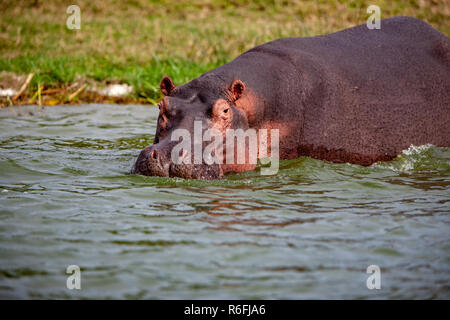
[0,104,449,299]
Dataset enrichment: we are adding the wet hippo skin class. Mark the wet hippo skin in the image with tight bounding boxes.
[133,16,450,179]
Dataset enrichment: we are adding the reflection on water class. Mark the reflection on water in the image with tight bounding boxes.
[0,104,449,299]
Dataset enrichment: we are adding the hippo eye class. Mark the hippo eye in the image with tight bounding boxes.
[198,93,206,103]
[223,108,229,113]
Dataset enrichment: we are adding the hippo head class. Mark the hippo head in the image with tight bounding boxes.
[131,74,256,179]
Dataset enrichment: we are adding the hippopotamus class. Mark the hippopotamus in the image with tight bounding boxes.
[132,16,450,179]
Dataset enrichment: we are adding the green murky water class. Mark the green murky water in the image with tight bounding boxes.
[0,104,449,299]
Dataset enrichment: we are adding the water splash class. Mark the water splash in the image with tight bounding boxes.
[372,144,450,173]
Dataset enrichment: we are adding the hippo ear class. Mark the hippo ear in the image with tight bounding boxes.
[229,79,245,102]
[160,76,176,96]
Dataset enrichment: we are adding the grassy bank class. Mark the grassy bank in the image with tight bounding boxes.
[0,0,449,106]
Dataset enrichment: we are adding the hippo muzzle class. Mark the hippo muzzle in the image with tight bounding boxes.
[131,144,171,177]
[131,143,223,180]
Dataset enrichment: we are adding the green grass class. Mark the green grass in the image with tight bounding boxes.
[0,0,449,102]
[0,54,217,102]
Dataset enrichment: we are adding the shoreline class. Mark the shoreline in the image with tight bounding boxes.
[0,72,154,108]
[0,91,151,108]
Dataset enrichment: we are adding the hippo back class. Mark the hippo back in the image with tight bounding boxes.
[209,16,450,164]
